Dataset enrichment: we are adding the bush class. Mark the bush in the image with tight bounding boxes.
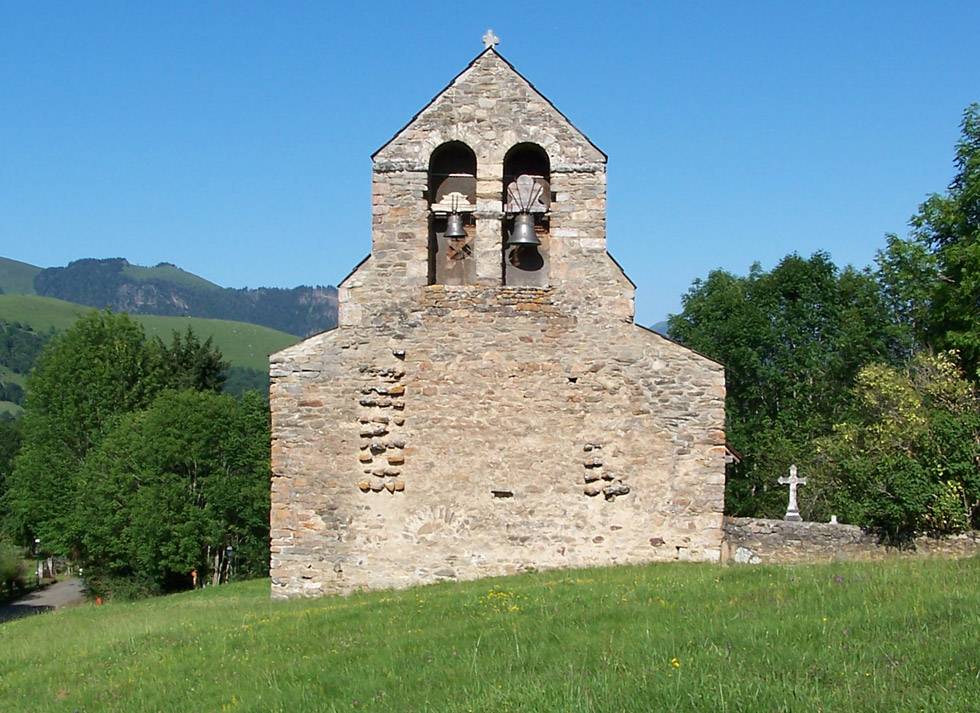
[925,481,971,534]
[0,540,26,596]
[73,390,270,597]
[810,353,979,540]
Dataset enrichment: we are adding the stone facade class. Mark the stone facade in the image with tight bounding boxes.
[723,518,980,564]
[269,48,726,599]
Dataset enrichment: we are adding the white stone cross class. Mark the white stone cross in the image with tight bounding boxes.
[777,464,806,522]
[482,29,500,50]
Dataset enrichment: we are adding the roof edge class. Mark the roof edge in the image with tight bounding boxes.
[635,322,726,369]
[606,249,637,289]
[269,323,339,360]
[337,253,371,289]
[371,47,606,161]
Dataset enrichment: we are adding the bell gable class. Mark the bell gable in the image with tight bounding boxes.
[372,48,606,171]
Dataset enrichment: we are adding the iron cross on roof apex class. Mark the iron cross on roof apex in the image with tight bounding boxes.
[482,29,500,49]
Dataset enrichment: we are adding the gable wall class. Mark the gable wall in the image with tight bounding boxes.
[270,50,726,598]
[341,50,631,328]
[271,299,725,598]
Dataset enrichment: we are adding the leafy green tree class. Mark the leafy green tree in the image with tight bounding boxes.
[222,366,269,398]
[73,390,269,598]
[668,253,899,516]
[0,539,26,596]
[809,353,979,539]
[2,313,233,553]
[153,326,229,393]
[902,104,980,377]
[3,312,163,550]
[875,233,938,358]
[0,418,22,532]
[0,321,51,374]
[0,382,25,405]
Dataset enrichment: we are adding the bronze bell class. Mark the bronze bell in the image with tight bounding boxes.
[444,212,467,239]
[507,212,540,246]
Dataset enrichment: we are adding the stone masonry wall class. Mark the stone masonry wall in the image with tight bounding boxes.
[271,288,725,598]
[270,48,726,599]
[340,49,631,329]
[724,517,980,564]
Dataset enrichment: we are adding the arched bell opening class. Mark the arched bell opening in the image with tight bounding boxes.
[428,141,477,285]
[502,143,550,287]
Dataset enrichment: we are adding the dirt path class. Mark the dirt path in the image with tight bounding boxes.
[0,577,87,624]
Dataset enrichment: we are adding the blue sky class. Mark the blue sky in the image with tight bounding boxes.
[1,2,977,324]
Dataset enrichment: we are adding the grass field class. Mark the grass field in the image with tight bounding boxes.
[0,294,297,371]
[0,401,22,417]
[0,365,25,386]
[0,257,41,295]
[120,262,220,291]
[0,366,26,415]
[0,558,977,712]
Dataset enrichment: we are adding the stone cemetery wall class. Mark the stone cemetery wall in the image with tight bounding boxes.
[723,517,980,564]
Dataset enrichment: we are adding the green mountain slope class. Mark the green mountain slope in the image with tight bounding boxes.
[31,257,337,337]
[0,401,22,417]
[0,366,25,415]
[0,294,297,371]
[0,257,41,295]
[1,558,978,712]
[120,261,221,292]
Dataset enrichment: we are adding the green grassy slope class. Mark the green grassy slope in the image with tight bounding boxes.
[120,262,221,291]
[0,365,25,387]
[0,366,25,415]
[134,314,296,371]
[0,401,22,417]
[0,294,88,331]
[0,257,41,295]
[0,295,297,371]
[1,558,977,712]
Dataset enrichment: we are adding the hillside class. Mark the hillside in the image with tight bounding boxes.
[120,261,221,292]
[0,320,49,416]
[0,257,41,295]
[0,558,976,712]
[32,257,337,337]
[0,294,297,372]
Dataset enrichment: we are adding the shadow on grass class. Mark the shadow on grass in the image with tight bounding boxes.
[0,601,55,623]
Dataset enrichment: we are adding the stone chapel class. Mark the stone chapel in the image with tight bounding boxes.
[269,41,726,599]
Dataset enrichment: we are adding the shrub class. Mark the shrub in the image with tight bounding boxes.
[0,540,26,596]
[811,353,979,539]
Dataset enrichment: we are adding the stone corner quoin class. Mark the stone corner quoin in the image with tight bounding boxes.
[269,46,726,599]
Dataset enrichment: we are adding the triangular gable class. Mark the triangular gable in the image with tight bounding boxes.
[371,47,606,162]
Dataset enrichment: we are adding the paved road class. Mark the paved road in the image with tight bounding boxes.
[0,577,87,624]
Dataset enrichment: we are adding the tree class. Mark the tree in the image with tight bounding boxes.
[0,418,22,532]
[2,312,232,553]
[906,104,980,377]
[809,353,979,539]
[222,366,269,398]
[153,326,229,393]
[668,253,899,516]
[0,321,51,374]
[73,390,270,597]
[0,539,26,596]
[3,312,163,550]
[874,233,938,358]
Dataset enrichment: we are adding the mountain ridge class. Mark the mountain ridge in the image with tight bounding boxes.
[0,257,337,337]
[0,257,42,295]
[0,294,301,412]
